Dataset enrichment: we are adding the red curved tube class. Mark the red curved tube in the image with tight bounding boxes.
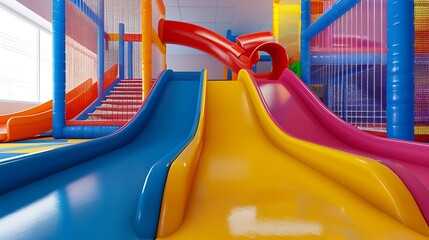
[159,19,247,72]
[236,31,274,54]
[158,19,288,79]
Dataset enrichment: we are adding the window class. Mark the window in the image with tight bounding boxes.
[0,4,52,103]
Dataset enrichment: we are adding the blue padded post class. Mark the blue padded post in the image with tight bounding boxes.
[52,0,66,138]
[128,41,133,79]
[300,0,311,86]
[119,23,125,80]
[386,0,414,140]
[97,0,105,101]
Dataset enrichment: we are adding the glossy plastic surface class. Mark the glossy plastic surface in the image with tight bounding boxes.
[255,69,429,232]
[157,71,427,239]
[387,0,415,140]
[158,19,287,80]
[0,70,203,240]
[134,71,205,239]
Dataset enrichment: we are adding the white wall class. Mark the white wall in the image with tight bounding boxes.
[16,0,52,22]
[167,54,225,80]
[0,101,38,114]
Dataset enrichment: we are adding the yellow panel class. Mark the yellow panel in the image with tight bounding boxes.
[0,143,38,148]
[6,145,68,153]
[108,33,119,41]
[66,139,87,143]
[277,4,301,63]
[157,70,428,239]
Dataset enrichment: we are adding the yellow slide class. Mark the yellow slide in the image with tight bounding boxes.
[156,71,429,239]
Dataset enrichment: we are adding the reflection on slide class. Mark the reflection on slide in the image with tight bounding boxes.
[0,70,203,239]
[157,71,428,239]
[256,69,429,227]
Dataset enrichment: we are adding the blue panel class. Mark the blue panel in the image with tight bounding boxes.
[0,70,203,239]
[259,55,272,62]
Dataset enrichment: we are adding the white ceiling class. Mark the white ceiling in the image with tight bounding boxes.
[164,0,273,55]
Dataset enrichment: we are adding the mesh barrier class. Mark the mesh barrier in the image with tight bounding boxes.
[53,0,166,138]
[414,1,429,141]
[86,0,143,122]
[309,0,387,133]
[65,0,99,114]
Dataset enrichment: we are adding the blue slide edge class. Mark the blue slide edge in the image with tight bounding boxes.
[0,70,174,195]
[134,71,205,239]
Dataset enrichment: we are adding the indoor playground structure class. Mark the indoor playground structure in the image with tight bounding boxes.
[2,0,429,239]
[274,0,429,142]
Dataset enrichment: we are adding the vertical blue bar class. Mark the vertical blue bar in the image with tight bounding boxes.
[226,29,236,80]
[302,0,360,40]
[76,0,82,10]
[252,64,257,73]
[119,23,125,80]
[52,0,66,138]
[128,42,133,79]
[301,0,311,86]
[97,0,105,101]
[387,0,414,140]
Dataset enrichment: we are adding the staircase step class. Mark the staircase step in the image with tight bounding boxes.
[106,95,142,100]
[85,78,144,122]
[96,105,140,111]
[101,99,143,105]
[114,86,142,91]
[92,109,137,114]
[121,79,142,83]
[95,103,141,111]
[110,90,142,95]
[117,82,141,87]
[88,113,135,120]
[86,116,132,121]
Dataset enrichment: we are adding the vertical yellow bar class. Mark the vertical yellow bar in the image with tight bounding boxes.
[273,1,279,42]
[142,0,152,99]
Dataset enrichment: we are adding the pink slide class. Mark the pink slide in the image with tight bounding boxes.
[254,69,429,224]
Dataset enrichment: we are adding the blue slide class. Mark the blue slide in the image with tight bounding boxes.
[0,70,204,239]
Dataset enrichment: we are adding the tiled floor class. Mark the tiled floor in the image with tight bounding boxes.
[0,137,87,160]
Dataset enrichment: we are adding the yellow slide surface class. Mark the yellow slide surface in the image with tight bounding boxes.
[157,71,428,239]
